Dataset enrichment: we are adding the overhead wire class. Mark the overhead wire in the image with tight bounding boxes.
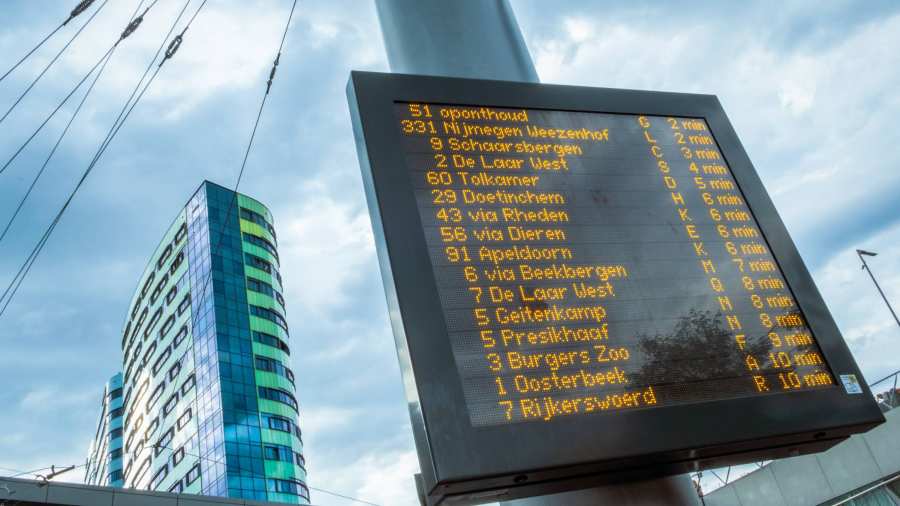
[0,0,109,125]
[0,0,150,177]
[0,0,99,85]
[195,0,298,320]
[0,0,181,319]
[0,2,138,244]
[0,463,85,480]
[4,2,379,505]
[112,431,380,506]
[104,3,377,505]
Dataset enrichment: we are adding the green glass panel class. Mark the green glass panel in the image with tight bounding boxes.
[260,427,297,447]
[237,194,274,225]
[249,316,289,340]
[255,370,295,392]
[258,399,296,418]
[247,291,279,309]
[252,342,290,363]
[264,460,296,480]
[242,241,279,267]
[240,219,277,247]
[245,265,283,292]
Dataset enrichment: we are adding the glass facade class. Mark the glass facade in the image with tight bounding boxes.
[85,181,308,504]
[85,373,125,487]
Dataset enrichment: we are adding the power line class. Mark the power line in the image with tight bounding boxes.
[196,0,298,329]
[0,0,150,177]
[103,4,375,505]
[0,0,176,319]
[0,0,109,125]
[0,44,112,177]
[0,35,119,244]
[0,0,99,85]
[309,486,383,506]
[116,436,380,506]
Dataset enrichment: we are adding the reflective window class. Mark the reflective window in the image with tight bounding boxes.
[172,446,185,466]
[268,478,308,499]
[249,305,288,331]
[159,315,175,339]
[185,464,200,485]
[146,383,164,412]
[168,361,181,381]
[144,308,162,340]
[245,253,273,274]
[177,409,192,430]
[255,355,295,384]
[177,294,191,316]
[243,233,279,262]
[165,285,178,305]
[144,416,160,441]
[132,308,148,340]
[142,341,157,366]
[121,321,132,350]
[156,244,173,271]
[162,392,178,416]
[181,374,195,395]
[150,274,168,304]
[132,457,151,488]
[258,386,298,411]
[150,463,168,489]
[169,251,185,275]
[252,331,290,355]
[156,427,174,456]
[173,325,188,348]
[268,415,290,433]
[141,273,155,299]
[174,223,187,244]
[152,346,171,376]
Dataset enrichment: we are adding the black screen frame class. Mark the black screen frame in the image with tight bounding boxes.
[347,71,884,504]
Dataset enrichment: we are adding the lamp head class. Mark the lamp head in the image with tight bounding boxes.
[857,249,878,257]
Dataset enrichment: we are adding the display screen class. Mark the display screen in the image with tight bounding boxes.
[393,102,836,427]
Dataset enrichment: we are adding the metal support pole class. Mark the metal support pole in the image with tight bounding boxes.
[374,1,700,504]
[375,0,538,82]
[857,250,900,331]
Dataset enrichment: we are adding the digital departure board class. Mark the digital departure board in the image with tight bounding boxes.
[396,103,835,427]
[348,72,884,506]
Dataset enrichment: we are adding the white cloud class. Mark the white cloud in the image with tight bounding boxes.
[278,194,375,312]
[815,221,900,381]
[528,11,900,251]
[19,386,97,412]
[300,405,361,439]
[2,2,899,505]
[356,451,421,506]
[311,449,420,506]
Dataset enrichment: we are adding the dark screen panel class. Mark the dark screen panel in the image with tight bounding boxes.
[393,102,835,427]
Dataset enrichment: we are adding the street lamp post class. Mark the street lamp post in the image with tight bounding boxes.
[856,249,900,330]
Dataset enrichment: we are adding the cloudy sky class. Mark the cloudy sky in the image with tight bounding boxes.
[0,1,898,504]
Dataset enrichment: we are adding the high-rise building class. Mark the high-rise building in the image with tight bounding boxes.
[85,181,308,504]
[85,373,125,487]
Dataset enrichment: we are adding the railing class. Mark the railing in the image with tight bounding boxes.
[693,368,900,498]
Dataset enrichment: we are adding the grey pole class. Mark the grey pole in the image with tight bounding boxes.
[374,1,701,505]
[857,250,900,330]
[375,0,538,82]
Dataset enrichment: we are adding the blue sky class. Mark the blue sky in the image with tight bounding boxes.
[1,1,899,504]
